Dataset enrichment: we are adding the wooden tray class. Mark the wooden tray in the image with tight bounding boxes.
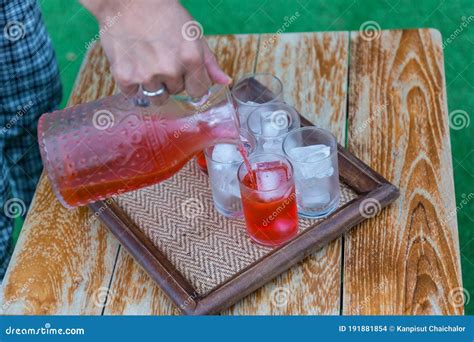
[90,82,399,315]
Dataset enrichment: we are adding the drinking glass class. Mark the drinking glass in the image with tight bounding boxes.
[238,153,298,247]
[231,73,283,129]
[195,151,208,174]
[205,129,256,218]
[282,127,340,218]
[247,102,300,154]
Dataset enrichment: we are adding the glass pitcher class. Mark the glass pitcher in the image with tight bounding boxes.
[38,85,240,208]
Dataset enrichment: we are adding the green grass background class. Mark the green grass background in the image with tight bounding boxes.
[34,0,473,313]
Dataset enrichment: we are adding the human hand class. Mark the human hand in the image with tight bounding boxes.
[82,0,231,98]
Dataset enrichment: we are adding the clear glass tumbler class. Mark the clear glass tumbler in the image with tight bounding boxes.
[247,102,300,154]
[282,127,340,218]
[231,73,283,129]
[205,129,256,218]
[238,153,299,247]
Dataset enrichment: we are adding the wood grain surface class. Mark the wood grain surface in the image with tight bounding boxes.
[0,30,462,315]
[344,29,463,315]
[103,34,260,315]
[0,44,120,314]
[225,32,349,315]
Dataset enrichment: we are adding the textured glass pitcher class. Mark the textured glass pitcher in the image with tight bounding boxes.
[38,85,240,208]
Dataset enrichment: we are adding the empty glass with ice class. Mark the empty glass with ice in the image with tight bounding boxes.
[247,102,300,154]
[231,73,283,129]
[283,127,340,218]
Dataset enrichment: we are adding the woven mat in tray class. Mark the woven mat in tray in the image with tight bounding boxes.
[113,160,357,295]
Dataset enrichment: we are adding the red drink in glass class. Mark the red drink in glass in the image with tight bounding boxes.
[195,151,208,174]
[238,154,298,247]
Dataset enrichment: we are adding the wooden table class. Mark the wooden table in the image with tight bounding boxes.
[0,29,464,315]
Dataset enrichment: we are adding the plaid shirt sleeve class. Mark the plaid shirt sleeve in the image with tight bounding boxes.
[0,0,62,279]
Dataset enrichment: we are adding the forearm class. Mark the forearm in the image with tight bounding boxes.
[80,0,180,23]
[80,0,117,22]
[79,0,229,97]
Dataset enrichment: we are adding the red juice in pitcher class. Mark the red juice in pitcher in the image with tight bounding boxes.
[38,85,240,208]
[238,155,298,247]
